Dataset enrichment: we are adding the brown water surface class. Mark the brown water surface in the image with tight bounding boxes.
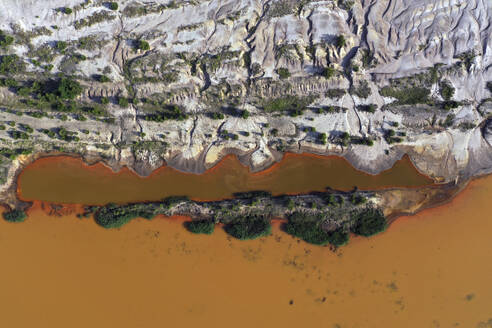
[18,154,432,204]
[0,175,491,327]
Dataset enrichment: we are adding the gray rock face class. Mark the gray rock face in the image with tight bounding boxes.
[0,0,492,186]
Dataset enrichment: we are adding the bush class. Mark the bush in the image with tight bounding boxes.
[94,203,156,229]
[321,66,335,79]
[440,81,455,101]
[350,208,387,237]
[284,212,348,246]
[136,40,150,51]
[101,97,109,105]
[335,35,346,48]
[109,2,119,10]
[185,220,215,234]
[276,67,291,79]
[240,110,250,119]
[380,86,430,105]
[98,75,111,83]
[56,78,83,99]
[63,7,73,14]
[487,82,492,94]
[3,209,27,222]
[261,95,314,114]
[224,216,271,240]
[350,80,371,99]
[0,55,26,75]
[357,104,377,113]
[0,30,14,49]
[118,97,129,107]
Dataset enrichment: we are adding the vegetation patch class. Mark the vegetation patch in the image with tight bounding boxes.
[224,215,271,240]
[260,95,315,115]
[94,203,157,229]
[380,86,430,105]
[350,208,387,237]
[185,220,215,234]
[2,209,27,223]
[284,212,348,246]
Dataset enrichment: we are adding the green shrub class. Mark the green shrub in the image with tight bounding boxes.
[261,95,314,114]
[98,75,111,83]
[224,216,271,240]
[94,203,156,229]
[118,97,129,107]
[101,97,109,105]
[321,66,335,79]
[63,7,73,14]
[56,78,83,99]
[350,208,387,237]
[277,67,291,79]
[0,30,14,49]
[240,110,250,119]
[350,80,371,99]
[136,40,150,51]
[335,35,346,48]
[3,209,27,222]
[284,212,348,246]
[109,2,119,10]
[0,55,26,75]
[380,86,430,105]
[440,81,455,101]
[185,220,215,234]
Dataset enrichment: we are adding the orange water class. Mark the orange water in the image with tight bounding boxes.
[1,176,491,327]
[18,154,432,204]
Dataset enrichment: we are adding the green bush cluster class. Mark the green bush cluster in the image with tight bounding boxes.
[3,209,27,222]
[224,215,271,240]
[142,105,188,121]
[0,55,26,75]
[185,220,215,234]
[261,95,314,115]
[95,203,156,229]
[380,86,430,105]
[357,104,377,113]
[0,30,14,49]
[440,81,455,101]
[136,40,150,51]
[276,67,291,79]
[284,212,348,246]
[350,208,387,237]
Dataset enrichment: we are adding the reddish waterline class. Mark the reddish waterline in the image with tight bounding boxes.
[18,153,433,205]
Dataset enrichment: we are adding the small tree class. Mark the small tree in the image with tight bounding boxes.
[109,2,119,10]
[56,78,83,99]
[276,67,291,79]
[136,40,150,51]
[321,66,335,79]
[118,97,129,107]
[335,35,346,48]
[240,110,250,119]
